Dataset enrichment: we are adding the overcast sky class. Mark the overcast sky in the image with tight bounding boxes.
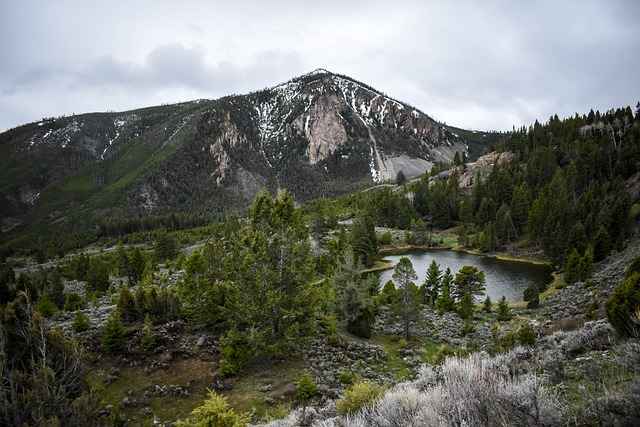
[1,1,638,132]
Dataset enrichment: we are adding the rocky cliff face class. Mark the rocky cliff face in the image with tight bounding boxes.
[0,69,480,233]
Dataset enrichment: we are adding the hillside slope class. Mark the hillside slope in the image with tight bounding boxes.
[0,69,492,243]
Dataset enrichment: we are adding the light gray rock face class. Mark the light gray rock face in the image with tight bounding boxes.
[379,155,433,182]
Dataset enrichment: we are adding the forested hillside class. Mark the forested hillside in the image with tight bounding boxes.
[0,70,497,259]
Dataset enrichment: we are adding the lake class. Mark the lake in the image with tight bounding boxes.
[378,250,552,302]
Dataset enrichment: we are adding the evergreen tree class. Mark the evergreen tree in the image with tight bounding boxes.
[154,232,178,261]
[87,259,110,292]
[396,170,407,185]
[435,268,455,313]
[495,204,517,245]
[115,243,129,277]
[47,270,65,309]
[483,295,492,313]
[127,248,146,285]
[102,312,126,353]
[510,183,529,234]
[117,287,137,322]
[523,285,540,309]
[453,266,486,301]
[295,373,318,419]
[140,314,156,351]
[72,311,90,332]
[392,257,420,340]
[378,280,398,305]
[458,292,474,320]
[413,177,431,217]
[421,260,441,305]
[593,225,611,261]
[351,215,378,267]
[496,296,512,321]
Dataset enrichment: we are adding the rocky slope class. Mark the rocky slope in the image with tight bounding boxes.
[0,69,489,240]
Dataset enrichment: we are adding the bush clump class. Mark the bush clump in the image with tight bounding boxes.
[336,381,386,415]
[606,272,640,337]
[72,311,90,332]
[176,390,248,427]
[517,322,537,346]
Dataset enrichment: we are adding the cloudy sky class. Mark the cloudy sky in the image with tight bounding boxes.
[1,0,638,132]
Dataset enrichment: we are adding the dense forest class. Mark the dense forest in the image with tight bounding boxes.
[1,104,639,425]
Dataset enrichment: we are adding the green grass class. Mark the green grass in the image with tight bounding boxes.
[86,356,306,425]
[540,272,565,302]
[223,359,304,422]
[370,335,415,381]
[87,357,214,424]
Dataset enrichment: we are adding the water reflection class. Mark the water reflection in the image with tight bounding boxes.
[378,250,552,302]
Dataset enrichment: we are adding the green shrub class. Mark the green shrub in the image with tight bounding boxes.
[626,256,640,279]
[379,231,393,245]
[338,369,357,385]
[176,390,248,427]
[218,330,254,377]
[72,311,90,332]
[295,373,318,408]
[517,323,536,346]
[64,292,84,311]
[606,272,640,337]
[430,344,470,365]
[36,295,57,317]
[336,381,385,415]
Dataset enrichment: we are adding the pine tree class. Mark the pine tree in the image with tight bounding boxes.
[87,259,110,292]
[47,270,65,309]
[435,268,455,313]
[458,292,474,320]
[564,248,582,285]
[128,248,146,285]
[396,170,407,185]
[295,373,318,419]
[510,183,529,234]
[116,243,129,277]
[495,204,517,245]
[378,280,398,305]
[453,266,486,301]
[351,215,378,267]
[140,314,156,351]
[392,257,420,340]
[117,287,136,322]
[154,232,178,261]
[421,260,441,305]
[73,311,90,332]
[497,296,512,321]
[523,285,540,309]
[483,295,492,313]
[102,312,126,353]
[593,225,611,261]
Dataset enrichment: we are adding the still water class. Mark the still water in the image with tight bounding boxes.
[378,250,552,302]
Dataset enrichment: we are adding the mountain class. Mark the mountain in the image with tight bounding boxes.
[0,69,493,243]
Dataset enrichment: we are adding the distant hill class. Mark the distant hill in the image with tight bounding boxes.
[0,69,496,247]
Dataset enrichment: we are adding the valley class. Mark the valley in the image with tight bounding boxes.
[1,70,639,426]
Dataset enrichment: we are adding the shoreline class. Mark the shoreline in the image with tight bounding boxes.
[378,244,552,267]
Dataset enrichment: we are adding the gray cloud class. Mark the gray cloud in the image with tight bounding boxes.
[1,0,639,131]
